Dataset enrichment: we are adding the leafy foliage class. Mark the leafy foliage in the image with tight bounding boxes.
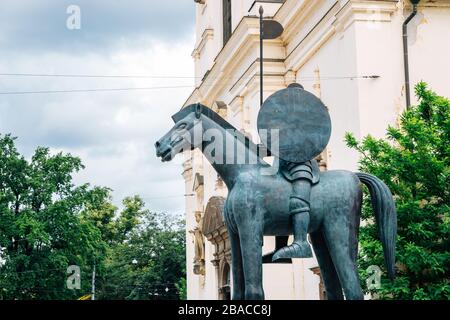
[346,82,449,299]
[0,134,186,299]
[97,212,185,300]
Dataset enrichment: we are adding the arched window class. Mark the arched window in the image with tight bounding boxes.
[219,262,231,300]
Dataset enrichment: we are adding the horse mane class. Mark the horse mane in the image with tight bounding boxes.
[172,104,265,158]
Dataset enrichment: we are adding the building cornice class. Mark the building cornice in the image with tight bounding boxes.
[192,28,214,59]
[229,58,285,96]
[282,1,339,72]
[184,16,284,107]
[200,17,261,104]
[192,173,204,192]
[281,0,399,71]
[334,0,398,33]
[276,0,325,45]
[183,88,204,108]
[182,158,193,181]
[185,0,411,107]
[248,0,285,16]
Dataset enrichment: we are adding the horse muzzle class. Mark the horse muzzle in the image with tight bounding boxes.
[155,141,173,162]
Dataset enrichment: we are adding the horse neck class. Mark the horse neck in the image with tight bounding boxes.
[198,116,264,189]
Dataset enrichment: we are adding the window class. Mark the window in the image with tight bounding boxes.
[219,262,231,300]
[222,0,232,45]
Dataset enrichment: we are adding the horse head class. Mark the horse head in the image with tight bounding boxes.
[155,103,204,162]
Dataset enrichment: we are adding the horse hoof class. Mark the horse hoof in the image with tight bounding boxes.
[272,242,313,261]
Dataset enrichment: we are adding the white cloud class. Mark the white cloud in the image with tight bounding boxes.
[0,36,195,215]
[0,0,195,53]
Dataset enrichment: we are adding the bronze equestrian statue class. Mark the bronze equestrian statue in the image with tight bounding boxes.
[257,83,332,261]
[155,84,397,300]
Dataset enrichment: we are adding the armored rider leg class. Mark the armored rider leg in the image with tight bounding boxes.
[273,180,313,261]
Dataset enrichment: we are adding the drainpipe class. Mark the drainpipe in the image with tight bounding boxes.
[403,0,420,109]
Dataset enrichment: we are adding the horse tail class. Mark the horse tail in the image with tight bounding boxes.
[356,173,397,279]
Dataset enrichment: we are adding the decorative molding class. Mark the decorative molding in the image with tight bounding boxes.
[334,0,398,34]
[243,73,286,100]
[229,58,286,98]
[192,28,214,59]
[215,175,226,192]
[280,0,399,72]
[190,210,206,276]
[202,196,226,238]
[275,0,310,26]
[229,95,244,116]
[201,4,207,15]
[182,158,193,181]
[248,0,285,16]
[278,0,324,45]
[183,88,204,109]
[313,67,322,98]
[284,69,297,86]
[411,0,450,9]
[185,0,407,107]
[202,195,231,299]
[191,149,204,172]
[193,173,204,192]
[211,258,220,267]
[185,16,284,107]
[217,254,231,300]
[212,101,228,118]
[284,1,339,72]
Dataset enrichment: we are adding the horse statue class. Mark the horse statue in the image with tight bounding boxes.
[155,101,397,300]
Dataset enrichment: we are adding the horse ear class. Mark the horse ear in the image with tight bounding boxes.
[195,104,202,119]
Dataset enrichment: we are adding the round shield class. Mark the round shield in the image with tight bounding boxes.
[257,86,331,163]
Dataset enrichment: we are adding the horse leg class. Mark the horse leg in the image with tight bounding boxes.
[309,231,344,300]
[228,227,245,300]
[323,214,364,300]
[238,212,264,300]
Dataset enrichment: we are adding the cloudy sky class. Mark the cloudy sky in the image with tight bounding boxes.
[0,1,196,215]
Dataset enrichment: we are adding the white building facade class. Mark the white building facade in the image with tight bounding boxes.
[182,0,450,300]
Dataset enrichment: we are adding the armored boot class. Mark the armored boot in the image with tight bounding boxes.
[273,189,313,261]
[273,160,316,261]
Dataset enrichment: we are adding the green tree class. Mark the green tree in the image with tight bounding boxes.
[97,211,186,300]
[0,134,108,299]
[80,194,146,245]
[0,134,186,300]
[346,82,450,299]
[176,277,187,300]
